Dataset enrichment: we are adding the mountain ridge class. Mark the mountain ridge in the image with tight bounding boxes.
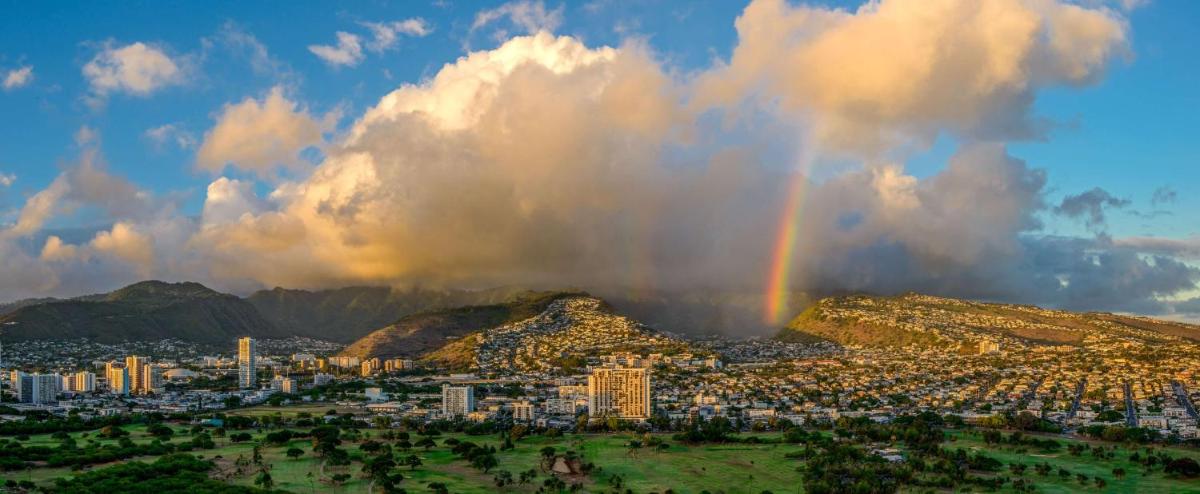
[777,293,1200,350]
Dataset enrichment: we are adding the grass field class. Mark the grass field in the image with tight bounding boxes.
[7,422,1200,493]
[944,430,1200,493]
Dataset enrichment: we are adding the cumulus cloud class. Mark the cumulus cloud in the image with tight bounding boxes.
[692,0,1128,154]
[0,173,14,187]
[1,0,1194,332]
[3,66,33,90]
[308,32,364,67]
[83,41,183,99]
[1054,187,1130,229]
[363,19,432,52]
[196,86,332,176]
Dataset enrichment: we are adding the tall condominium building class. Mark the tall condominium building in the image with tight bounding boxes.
[587,367,651,420]
[125,356,148,394]
[61,372,95,393]
[105,362,130,395]
[15,372,59,404]
[141,364,163,394]
[238,337,256,389]
[441,384,475,418]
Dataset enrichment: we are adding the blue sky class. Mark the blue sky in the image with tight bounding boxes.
[1,0,1198,321]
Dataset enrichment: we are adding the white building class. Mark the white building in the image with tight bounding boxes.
[281,377,299,394]
[512,400,535,421]
[545,398,577,416]
[71,371,96,393]
[365,387,388,402]
[442,384,475,418]
[15,372,59,404]
[587,367,651,421]
[313,373,334,386]
[238,337,256,389]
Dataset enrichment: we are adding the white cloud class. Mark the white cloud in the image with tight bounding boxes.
[308,32,364,67]
[83,41,182,97]
[144,124,197,150]
[201,177,265,225]
[3,66,33,90]
[692,0,1129,154]
[196,86,331,176]
[0,173,14,187]
[363,19,432,52]
[470,0,563,44]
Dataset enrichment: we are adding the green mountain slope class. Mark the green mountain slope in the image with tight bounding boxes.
[0,281,286,344]
[245,285,541,343]
[778,293,1200,349]
[338,291,583,360]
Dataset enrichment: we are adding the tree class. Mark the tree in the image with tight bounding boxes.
[404,454,422,470]
[540,446,556,471]
[1165,458,1200,478]
[493,470,514,488]
[1112,467,1126,480]
[286,447,305,459]
[254,470,274,489]
[416,437,437,450]
[472,453,499,473]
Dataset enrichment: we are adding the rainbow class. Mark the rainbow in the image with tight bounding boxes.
[763,171,809,326]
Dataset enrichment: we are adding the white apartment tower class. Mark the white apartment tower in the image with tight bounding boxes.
[441,384,475,418]
[15,372,60,404]
[587,367,651,421]
[238,337,256,389]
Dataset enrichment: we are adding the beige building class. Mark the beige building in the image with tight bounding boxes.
[125,356,148,394]
[587,367,651,421]
[512,400,535,421]
[238,337,256,389]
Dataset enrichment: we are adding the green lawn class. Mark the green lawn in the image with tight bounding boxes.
[9,424,1200,493]
[945,430,1200,493]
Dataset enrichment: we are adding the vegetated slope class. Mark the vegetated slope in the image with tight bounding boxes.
[0,281,286,344]
[339,291,583,360]
[246,285,538,343]
[778,293,1200,350]
[429,295,693,373]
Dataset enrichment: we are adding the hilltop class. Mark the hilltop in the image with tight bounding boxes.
[778,293,1200,351]
[0,281,286,344]
[342,292,692,372]
[338,291,583,361]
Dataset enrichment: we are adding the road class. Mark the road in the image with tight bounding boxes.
[1123,381,1137,427]
[1067,378,1087,421]
[1171,381,1199,421]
